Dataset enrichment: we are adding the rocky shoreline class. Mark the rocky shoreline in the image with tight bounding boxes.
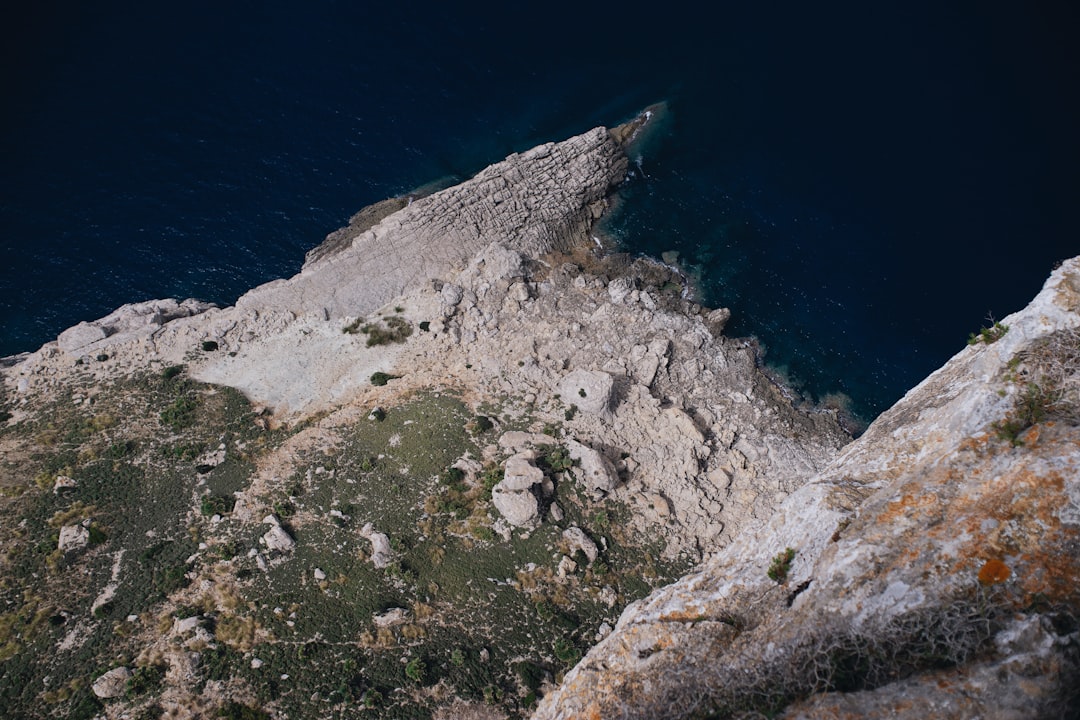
[1,111,1077,719]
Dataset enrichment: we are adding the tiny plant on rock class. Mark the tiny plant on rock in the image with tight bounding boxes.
[968,320,1009,346]
[768,547,796,583]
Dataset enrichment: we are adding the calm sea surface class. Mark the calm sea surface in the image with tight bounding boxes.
[3,2,1077,422]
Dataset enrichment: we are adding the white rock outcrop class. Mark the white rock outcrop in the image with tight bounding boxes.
[360,523,395,568]
[260,516,296,553]
[58,524,90,552]
[535,257,1080,720]
[91,666,131,698]
[558,369,614,415]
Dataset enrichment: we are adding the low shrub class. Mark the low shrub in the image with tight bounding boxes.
[967,321,1008,346]
[768,547,796,583]
[370,372,400,387]
[404,657,426,684]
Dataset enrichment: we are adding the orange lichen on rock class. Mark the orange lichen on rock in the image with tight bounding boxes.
[877,492,942,526]
[977,558,1011,585]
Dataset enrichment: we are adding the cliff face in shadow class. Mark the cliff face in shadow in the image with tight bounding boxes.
[0,112,1075,719]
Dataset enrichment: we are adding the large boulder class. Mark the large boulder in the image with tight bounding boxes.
[501,452,544,491]
[558,369,614,415]
[564,439,618,495]
[57,322,107,354]
[491,483,540,529]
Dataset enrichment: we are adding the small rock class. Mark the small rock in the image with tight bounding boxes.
[251,658,264,669]
[91,666,131,699]
[596,622,613,641]
[313,568,327,581]
[58,524,90,552]
[608,277,635,304]
[498,431,551,452]
[57,322,108,354]
[360,523,395,568]
[565,439,619,495]
[262,524,296,553]
[562,526,599,563]
[53,475,77,493]
[705,307,732,335]
[373,607,411,627]
[557,555,578,578]
[549,502,565,522]
[175,616,201,635]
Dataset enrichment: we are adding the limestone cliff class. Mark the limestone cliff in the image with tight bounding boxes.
[534,260,1080,719]
[0,111,1074,720]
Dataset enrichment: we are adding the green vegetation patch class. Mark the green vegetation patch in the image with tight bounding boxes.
[0,371,283,718]
[360,315,414,347]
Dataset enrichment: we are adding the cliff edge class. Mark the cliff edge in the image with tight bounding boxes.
[534,259,1080,719]
[0,111,1074,720]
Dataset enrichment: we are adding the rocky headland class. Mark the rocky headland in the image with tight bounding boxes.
[0,109,1076,719]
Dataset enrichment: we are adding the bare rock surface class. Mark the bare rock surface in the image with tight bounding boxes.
[557,369,614,415]
[92,666,132,699]
[58,523,90,552]
[533,257,1080,720]
[234,125,626,321]
[13,112,1008,719]
[360,523,395,568]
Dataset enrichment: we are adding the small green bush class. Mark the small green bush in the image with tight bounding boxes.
[993,382,1051,446]
[768,547,796,583]
[419,321,431,332]
[127,664,165,697]
[370,372,400,387]
[538,445,575,473]
[161,364,185,380]
[470,415,494,434]
[968,321,1009,346]
[362,689,383,707]
[553,637,582,665]
[160,395,198,430]
[200,495,235,516]
[362,316,413,347]
[217,702,270,720]
[440,467,466,486]
[564,404,578,421]
[201,340,219,352]
[404,657,426,684]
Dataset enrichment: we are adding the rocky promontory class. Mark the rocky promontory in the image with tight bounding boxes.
[0,110,1076,719]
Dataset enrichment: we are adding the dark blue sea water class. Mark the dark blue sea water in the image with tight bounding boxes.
[3,2,1077,422]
